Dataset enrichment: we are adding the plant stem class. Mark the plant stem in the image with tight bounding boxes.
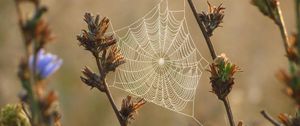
[261,110,283,126]
[295,0,300,50]
[187,0,217,60]
[21,102,33,125]
[274,1,289,54]
[14,0,29,58]
[221,98,235,126]
[94,55,126,126]
[14,1,40,125]
[187,1,236,126]
[30,2,44,125]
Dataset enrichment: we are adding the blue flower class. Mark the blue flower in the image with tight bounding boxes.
[29,49,63,79]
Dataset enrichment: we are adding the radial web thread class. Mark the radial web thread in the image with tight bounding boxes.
[109,0,208,125]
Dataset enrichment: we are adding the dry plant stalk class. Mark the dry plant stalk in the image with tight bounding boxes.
[119,96,146,124]
[76,13,145,126]
[252,0,300,125]
[187,0,240,126]
[13,0,62,126]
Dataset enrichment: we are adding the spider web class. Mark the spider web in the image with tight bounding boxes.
[108,0,208,125]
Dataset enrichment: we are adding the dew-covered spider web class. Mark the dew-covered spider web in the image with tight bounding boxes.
[108,0,208,125]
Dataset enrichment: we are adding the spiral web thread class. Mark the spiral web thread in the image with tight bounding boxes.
[109,0,208,125]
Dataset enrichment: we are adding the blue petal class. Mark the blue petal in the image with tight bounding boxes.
[40,58,63,78]
[28,49,63,79]
[37,53,56,74]
[29,49,46,73]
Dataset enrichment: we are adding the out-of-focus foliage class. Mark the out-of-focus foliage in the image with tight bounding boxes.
[0,104,30,126]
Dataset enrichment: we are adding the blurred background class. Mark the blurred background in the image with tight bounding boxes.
[0,0,297,125]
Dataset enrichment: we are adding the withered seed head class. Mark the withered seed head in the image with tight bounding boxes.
[198,2,225,37]
[119,96,146,124]
[77,13,116,55]
[80,66,105,92]
[104,45,125,72]
[77,13,125,93]
[208,53,239,100]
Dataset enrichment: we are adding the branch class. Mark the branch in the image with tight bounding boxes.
[187,1,236,126]
[14,1,39,125]
[261,110,283,126]
[94,55,126,126]
[221,98,235,126]
[187,0,217,60]
[295,0,300,49]
[274,1,289,54]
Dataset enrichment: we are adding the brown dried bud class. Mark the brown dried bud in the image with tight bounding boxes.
[237,121,244,126]
[104,45,125,72]
[77,13,116,54]
[278,113,300,126]
[208,54,239,100]
[98,17,110,38]
[37,90,61,126]
[119,96,146,124]
[198,2,225,37]
[276,69,291,87]
[286,34,300,64]
[18,57,30,81]
[34,19,55,49]
[276,69,300,105]
[80,66,105,92]
[44,91,58,109]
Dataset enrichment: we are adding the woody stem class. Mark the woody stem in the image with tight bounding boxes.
[187,1,236,126]
[221,98,235,126]
[94,54,127,126]
[187,0,217,60]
